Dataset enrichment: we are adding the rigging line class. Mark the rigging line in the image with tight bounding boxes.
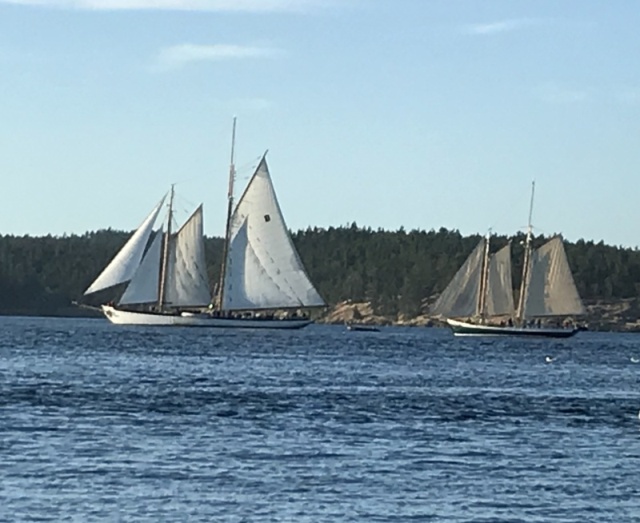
[171,193,202,219]
[234,155,265,178]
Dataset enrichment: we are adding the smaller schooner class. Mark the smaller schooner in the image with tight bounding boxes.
[431,182,585,338]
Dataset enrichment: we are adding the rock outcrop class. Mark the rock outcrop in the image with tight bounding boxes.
[320,300,393,326]
[318,299,640,331]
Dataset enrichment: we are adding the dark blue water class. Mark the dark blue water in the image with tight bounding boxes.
[1,316,640,522]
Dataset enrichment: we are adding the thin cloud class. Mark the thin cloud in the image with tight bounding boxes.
[0,0,335,11]
[463,18,541,36]
[152,43,281,71]
[535,83,591,104]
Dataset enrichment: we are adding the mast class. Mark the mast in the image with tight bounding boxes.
[516,181,535,323]
[215,116,237,311]
[477,231,491,323]
[158,184,175,311]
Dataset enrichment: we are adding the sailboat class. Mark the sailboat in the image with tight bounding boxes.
[84,186,218,325]
[431,182,585,338]
[81,186,217,325]
[82,119,325,327]
[210,118,326,325]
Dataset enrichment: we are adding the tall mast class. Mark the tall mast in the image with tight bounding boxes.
[215,116,237,311]
[158,184,175,310]
[516,181,535,323]
[477,231,491,323]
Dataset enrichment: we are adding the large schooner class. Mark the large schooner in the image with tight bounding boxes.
[81,119,325,327]
[431,182,585,337]
[209,118,326,324]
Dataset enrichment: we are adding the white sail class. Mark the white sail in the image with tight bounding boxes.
[485,243,515,316]
[118,230,163,305]
[431,239,485,318]
[523,236,585,318]
[84,196,165,295]
[164,205,212,307]
[222,156,325,311]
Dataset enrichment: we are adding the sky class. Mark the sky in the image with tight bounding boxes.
[1,0,639,247]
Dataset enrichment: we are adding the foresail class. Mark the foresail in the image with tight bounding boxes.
[164,205,212,308]
[430,239,485,318]
[118,230,163,305]
[222,156,325,311]
[485,243,515,316]
[84,195,165,295]
[523,236,585,317]
[84,197,165,295]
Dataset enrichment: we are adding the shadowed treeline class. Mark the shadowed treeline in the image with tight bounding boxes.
[1,224,639,318]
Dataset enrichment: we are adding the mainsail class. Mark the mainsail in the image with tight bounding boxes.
[164,205,211,307]
[431,239,515,319]
[222,155,325,311]
[522,236,585,318]
[84,196,165,296]
[485,243,515,316]
[430,239,485,318]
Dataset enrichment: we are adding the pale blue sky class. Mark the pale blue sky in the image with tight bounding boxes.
[1,1,639,246]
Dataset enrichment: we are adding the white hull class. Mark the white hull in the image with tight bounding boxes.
[101,305,312,329]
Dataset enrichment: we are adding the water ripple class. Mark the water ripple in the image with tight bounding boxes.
[1,317,639,522]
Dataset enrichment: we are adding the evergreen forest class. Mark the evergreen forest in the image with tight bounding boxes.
[1,224,640,318]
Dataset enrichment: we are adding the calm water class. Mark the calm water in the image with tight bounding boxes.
[1,316,640,522]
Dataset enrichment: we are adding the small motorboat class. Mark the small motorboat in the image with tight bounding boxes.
[346,323,380,332]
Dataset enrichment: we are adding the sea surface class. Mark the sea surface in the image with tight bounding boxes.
[1,316,640,522]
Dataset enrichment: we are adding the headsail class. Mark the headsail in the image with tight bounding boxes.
[430,239,485,318]
[164,205,212,307]
[118,230,163,305]
[222,155,325,311]
[84,195,166,295]
[485,243,515,316]
[522,236,584,318]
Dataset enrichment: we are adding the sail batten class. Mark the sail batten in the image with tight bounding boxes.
[523,236,585,318]
[84,196,165,295]
[222,157,325,311]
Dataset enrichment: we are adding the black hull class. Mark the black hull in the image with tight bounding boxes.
[446,319,579,338]
[346,325,380,332]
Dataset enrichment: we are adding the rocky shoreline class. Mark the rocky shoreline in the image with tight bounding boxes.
[318,299,640,332]
[4,299,640,332]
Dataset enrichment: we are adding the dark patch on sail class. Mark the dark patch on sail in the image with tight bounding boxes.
[264,214,271,222]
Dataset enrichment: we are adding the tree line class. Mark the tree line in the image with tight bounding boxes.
[1,224,639,317]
